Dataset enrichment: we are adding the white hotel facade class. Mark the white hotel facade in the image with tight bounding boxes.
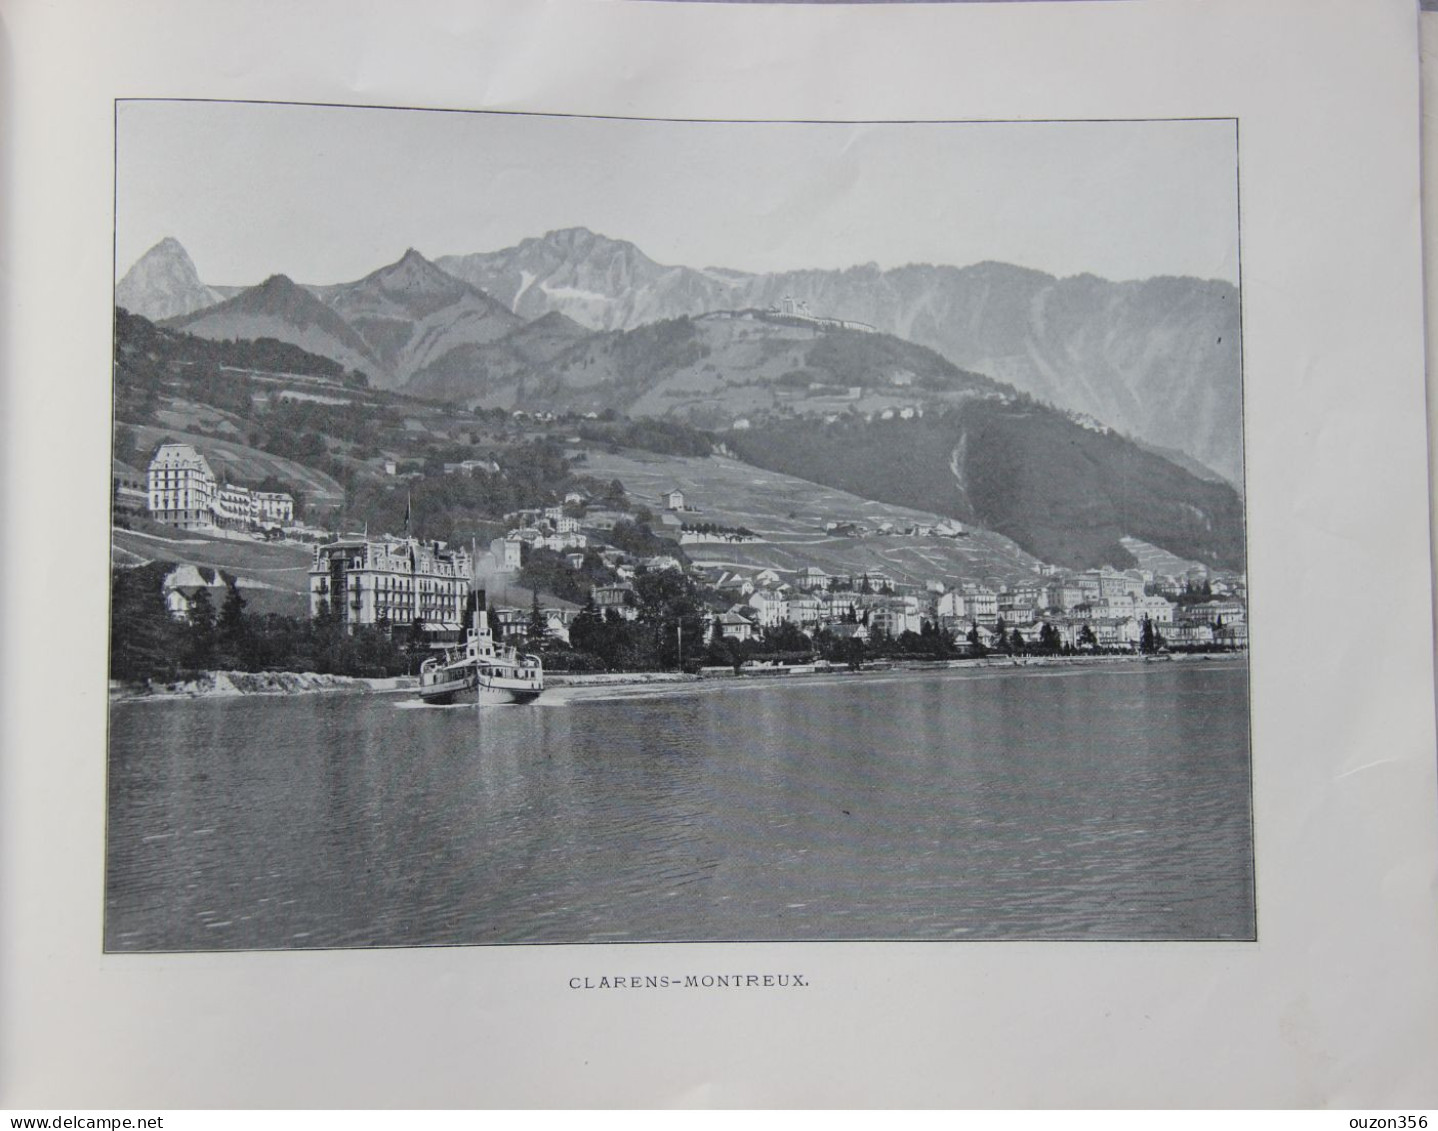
[147,442,294,531]
[308,537,474,639]
[148,443,219,530]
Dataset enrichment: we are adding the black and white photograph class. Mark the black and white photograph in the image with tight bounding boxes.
[106,100,1252,951]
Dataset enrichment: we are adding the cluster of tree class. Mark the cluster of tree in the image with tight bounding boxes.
[113,308,366,427]
[603,520,688,562]
[113,424,146,471]
[966,618,1066,657]
[259,398,382,449]
[695,621,815,673]
[177,363,258,417]
[681,522,756,538]
[1170,579,1217,605]
[517,548,618,607]
[116,307,352,380]
[254,428,343,484]
[596,479,630,510]
[575,416,714,457]
[588,317,711,395]
[554,570,713,672]
[804,328,999,396]
[110,564,417,684]
[538,599,1193,675]
[341,441,618,546]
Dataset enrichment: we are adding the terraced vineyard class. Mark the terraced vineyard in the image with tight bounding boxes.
[578,448,1047,589]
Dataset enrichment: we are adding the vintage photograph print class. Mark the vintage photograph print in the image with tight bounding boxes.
[107,101,1251,950]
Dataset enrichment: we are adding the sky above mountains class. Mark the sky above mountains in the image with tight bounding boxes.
[116,99,1239,287]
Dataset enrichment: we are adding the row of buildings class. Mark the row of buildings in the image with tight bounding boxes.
[293,482,1245,655]
[491,500,591,570]
[142,442,295,532]
[589,566,1247,652]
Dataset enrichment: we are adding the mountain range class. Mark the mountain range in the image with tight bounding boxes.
[113,298,1246,574]
[437,229,1243,486]
[167,274,381,380]
[117,230,1243,484]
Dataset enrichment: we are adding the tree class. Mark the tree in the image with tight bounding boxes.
[527,591,547,648]
[896,629,925,655]
[1140,616,1157,655]
[602,478,628,509]
[1010,627,1025,652]
[762,621,812,655]
[1078,624,1098,649]
[569,594,605,656]
[215,583,250,669]
[184,587,218,671]
[110,564,181,683]
[1038,621,1061,652]
[114,424,141,469]
[631,569,707,670]
[594,607,643,669]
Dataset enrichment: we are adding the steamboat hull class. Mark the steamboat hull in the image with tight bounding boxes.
[477,681,543,706]
[417,673,474,706]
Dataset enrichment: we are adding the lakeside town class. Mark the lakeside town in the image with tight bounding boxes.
[113,435,1247,690]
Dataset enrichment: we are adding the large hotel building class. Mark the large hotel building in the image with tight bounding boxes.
[308,537,474,640]
[146,442,294,531]
[148,442,219,530]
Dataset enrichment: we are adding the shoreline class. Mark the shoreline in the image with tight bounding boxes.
[110,670,419,703]
[111,650,1244,703]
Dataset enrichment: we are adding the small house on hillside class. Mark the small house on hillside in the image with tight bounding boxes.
[162,563,231,620]
[665,488,686,511]
[717,609,758,642]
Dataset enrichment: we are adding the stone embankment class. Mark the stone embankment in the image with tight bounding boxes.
[547,671,699,687]
[111,671,418,701]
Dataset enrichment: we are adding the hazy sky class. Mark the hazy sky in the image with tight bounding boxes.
[116,100,1239,286]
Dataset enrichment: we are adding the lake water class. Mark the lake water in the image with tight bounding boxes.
[105,658,1254,949]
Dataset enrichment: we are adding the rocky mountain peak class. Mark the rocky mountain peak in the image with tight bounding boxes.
[538,226,653,265]
[116,237,223,321]
[362,247,458,293]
